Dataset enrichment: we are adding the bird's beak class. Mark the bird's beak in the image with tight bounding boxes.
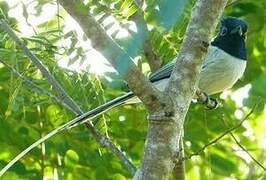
[230,25,243,36]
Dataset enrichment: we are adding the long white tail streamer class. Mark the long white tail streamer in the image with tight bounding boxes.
[0,92,134,177]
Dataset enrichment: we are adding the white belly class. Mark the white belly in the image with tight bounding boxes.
[198,46,246,95]
[125,46,246,104]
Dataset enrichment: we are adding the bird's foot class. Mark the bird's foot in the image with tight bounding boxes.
[196,90,222,109]
[204,96,220,110]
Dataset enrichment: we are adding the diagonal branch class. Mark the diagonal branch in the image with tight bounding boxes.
[0,19,83,116]
[229,132,266,171]
[183,105,256,160]
[219,108,266,171]
[166,0,228,107]
[0,92,137,177]
[0,20,136,176]
[58,0,166,112]
[0,59,64,106]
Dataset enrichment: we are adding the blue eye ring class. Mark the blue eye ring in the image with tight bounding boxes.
[220,27,227,36]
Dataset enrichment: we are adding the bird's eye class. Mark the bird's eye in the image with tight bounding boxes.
[220,27,227,36]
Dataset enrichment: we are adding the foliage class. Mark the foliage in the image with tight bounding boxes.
[0,0,265,179]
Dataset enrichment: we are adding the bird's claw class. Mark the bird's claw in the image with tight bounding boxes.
[197,91,222,109]
[204,96,221,109]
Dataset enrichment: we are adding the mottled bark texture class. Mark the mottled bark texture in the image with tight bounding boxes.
[58,0,227,179]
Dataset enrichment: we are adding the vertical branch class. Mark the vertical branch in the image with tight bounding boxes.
[135,0,228,179]
[131,1,163,72]
[173,136,185,180]
[143,41,162,72]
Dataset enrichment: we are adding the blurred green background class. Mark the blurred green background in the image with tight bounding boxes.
[0,0,265,179]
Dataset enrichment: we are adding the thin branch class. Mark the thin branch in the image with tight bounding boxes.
[219,106,266,171]
[0,59,73,111]
[0,92,137,177]
[38,118,45,179]
[183,105,256,160]
[21,0,38,35]
[0,19,83,116]
[131,1,163,72]
[229,133,266,171]
[86,124,137,174]
[0,20,136,176]
[246,152,266,178]
[84,123,137,174]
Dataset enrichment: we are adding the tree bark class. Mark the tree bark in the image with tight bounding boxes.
[134,0,228,179]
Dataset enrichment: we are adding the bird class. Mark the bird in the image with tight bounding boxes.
[90,16,248,106]
[71,16,248,125]
[64,16,248,128]
[149,16,248,96]
[0,17,248,175]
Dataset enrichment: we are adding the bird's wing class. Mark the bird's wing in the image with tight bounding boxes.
[149,61,175,82]
[201,46,220,69]
[149,46,219,83]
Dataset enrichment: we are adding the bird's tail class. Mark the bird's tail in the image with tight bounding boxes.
[0,92,135,177]
[68,91,135,128]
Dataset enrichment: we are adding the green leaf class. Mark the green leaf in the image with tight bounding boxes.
[64,149,79,168]
[209,154,237,175]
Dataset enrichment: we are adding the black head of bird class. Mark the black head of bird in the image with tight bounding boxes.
[212,17,248,60]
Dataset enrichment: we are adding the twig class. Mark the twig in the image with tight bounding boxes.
[86,124,137,174]
[39,120,45,179]
[20,0,38,35]
[219,106,266,171]
[230,133,266,171]
[183,105,256,160]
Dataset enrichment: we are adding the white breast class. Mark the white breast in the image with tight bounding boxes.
[151,46,246,96]
[125,46,246,104]
[198,46,246,95]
